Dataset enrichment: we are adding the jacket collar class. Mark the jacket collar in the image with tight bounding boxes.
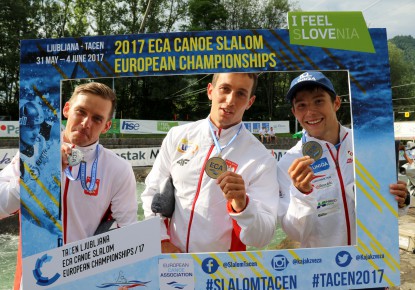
[205,116,244,142]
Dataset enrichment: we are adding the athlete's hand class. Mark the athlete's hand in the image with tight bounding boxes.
[161,241,182,253]
[390,180,409,208]
[288,156,315,194]
[61,144,71,170]
[217,171,247,212]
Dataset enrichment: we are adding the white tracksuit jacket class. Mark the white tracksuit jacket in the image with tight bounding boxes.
[277,125,356,248]
[62,141,138,243]
[142,118,279,253]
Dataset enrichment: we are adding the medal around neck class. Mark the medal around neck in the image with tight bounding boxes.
[302,141,323,161]
[67,148,83,166]
[205,156,227,179]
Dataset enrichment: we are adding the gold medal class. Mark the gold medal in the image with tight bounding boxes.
[302,141,323,160]
[67,148,83,166]
[205,156,227,179]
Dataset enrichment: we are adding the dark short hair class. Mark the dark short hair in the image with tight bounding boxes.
[211,73,258,97]
[70,82,116,119]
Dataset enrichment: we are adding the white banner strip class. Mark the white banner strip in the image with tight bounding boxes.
[0,121,19,137]
[1,119,289,136]
[0,148,287,169]
[119,120,290,134]
[394,121,415,140]
[0,148,18,169]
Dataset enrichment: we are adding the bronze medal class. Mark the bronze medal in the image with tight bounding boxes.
[302,141,323,160]
[205,157,227,179]
[67,148,83,166]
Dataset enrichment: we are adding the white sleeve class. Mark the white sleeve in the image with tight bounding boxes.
[277,158,317,244]
[229,156,279,248]
[141,132,173,241]
[110,159,138,227]
[0,154,21,219]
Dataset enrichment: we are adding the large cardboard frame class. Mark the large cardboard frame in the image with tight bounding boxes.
[20,28,399,289]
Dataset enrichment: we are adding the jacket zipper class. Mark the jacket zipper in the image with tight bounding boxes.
[185,129,219,252]
[326,132,351,245]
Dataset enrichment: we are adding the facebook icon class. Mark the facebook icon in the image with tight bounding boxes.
[201,257,219,274]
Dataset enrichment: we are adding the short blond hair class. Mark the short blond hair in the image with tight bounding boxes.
[70,82,116,119]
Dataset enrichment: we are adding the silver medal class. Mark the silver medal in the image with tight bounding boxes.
[67,148,83,166]
[302,141,323,160]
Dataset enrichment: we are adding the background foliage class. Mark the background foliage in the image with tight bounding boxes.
[1,0,415,131]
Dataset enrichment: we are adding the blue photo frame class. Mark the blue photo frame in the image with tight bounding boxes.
[20,28,399,289]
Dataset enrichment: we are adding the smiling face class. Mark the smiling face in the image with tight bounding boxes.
[292,87,341,144]
[207,73,256,129]
[63,93,112,147]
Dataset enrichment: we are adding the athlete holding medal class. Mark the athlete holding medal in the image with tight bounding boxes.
[61,82,137,244]
[277,71,409,249]
[1,83,138,289]
[142,73,279,253]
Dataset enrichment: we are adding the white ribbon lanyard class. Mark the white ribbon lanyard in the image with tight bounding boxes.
[208,120,242,156]
[64,145,100,191]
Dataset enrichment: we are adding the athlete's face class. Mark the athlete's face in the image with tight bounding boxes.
[20,124,41,146]
[207,73,256,129]
[292,88,340,144]
[63,93,112,147]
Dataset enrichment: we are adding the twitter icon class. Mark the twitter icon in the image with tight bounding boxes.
[335,251,353,267]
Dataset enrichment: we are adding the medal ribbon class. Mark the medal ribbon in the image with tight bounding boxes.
[302,131,347,153]
[208,120,243,156]
[64,145,100,191]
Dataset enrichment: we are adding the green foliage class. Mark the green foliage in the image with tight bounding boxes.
[0,0,36,118]
[222,0,290,30]
[186,0,228,31]
[1,0,414,126]
[390,35,415,65]
[68,0,91,36]
[388,36,415,121]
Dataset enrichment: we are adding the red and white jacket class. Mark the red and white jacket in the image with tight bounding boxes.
[62,141,137,243]
[277,125,356,248]
[142,118,279,253]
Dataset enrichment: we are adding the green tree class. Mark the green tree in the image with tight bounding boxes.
[0,0,40,119]
[222,0,259,30]
[66,0,90,37]
[35,0,69,38]
[162,0,188,32]
[258,0,291,29]
[388,41,415,121]
[186,0,228,31]
[390,35,415,65]
[222,0,290,30]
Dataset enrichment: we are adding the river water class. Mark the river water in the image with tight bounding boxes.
[0,183,285,290]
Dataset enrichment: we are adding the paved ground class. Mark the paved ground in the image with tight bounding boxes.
[391,206,415,290]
